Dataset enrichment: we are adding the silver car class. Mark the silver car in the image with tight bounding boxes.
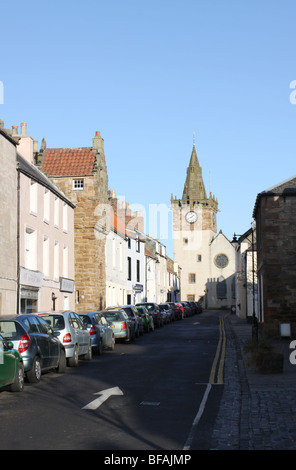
[37,311,92,367]
[0,314,66,383]
[79,312,115,355]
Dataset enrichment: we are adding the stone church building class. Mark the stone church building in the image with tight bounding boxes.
[171,141,235,309]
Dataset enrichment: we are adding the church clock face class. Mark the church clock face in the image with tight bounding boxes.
[185,211,198,224]
[214,253,229,269]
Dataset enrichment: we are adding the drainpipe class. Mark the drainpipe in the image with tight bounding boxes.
[16,166,20,314]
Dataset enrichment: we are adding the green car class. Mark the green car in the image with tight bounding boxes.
[135,306,154,332]
[0,333,24,392]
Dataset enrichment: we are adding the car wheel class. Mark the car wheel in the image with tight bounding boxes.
[110,335,115,350]
[83,342,93,360]
[125,330,131,343]
[96,340,103,356]
[68,345,79,367]
[10,363,24,392]
[27,356,42,383]
[56,349,67,374]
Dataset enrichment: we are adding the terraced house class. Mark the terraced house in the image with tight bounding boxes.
[0,122,18,316]
[36,131,109,312]
[15,123,75,312]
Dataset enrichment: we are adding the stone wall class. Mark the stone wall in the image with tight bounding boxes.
[257,195,296,324]
[50,174,107,312]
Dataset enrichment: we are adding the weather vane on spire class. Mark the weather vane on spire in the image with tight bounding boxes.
[193,131,196,148]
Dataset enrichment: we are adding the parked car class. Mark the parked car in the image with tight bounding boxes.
[180,302,191,317]
[37,311,92,367]
[118,305,143,337]
[177,302,186,318]
[167,302,182,320]
[135,306,154,332]
[0,314,66,383]
[101,309,134,343]
[194,301,202,314]
[159,304,174,323]
[136,302,162,327]
[79,312,115,354]
[0,333,24,392]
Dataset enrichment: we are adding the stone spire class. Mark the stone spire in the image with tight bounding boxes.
[182,144,207,205]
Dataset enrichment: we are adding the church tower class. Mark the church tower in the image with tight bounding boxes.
[171,138,219,303]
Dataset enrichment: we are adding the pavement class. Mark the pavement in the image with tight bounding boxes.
[210,311,296,450]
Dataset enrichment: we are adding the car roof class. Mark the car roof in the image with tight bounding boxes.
[0,314,36,321]
[101,309,124,314]
[37,310,75,315]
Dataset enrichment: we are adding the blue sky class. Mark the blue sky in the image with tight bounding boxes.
[1,0,296,258]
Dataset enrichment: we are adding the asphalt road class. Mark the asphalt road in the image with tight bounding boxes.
[0,310,225,451]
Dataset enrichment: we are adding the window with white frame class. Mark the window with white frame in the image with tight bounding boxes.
[44,188,50,223]
[54,197,59,227]
[72,179,84,190]
[63,245,68,278]
[25,227,37,270]
[30,180,38,215]
[63,202,68,232]
[43,236,49,277]
[54,241,59,280]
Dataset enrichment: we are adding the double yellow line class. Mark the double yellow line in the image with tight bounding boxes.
[209,315,226,385]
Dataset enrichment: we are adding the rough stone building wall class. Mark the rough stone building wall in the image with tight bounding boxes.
[37,132,109,313]
[49,174,107,312]
[256,194,296,325]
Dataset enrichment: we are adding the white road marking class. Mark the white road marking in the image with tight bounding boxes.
[82,386,124,410]
[183,383,212,450]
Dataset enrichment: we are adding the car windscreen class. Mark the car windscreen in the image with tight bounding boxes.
[122,308,133,316]
[79,315,92,327]
[140,304,154,311]
[39,315,65,330]
[0,320,25,340]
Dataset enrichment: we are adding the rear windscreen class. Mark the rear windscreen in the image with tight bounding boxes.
[0,321,25,340]
[39,315,65,330]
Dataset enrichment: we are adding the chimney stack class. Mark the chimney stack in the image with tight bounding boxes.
[92,131,104,152]
[20,122,27,135]
[12,125,18,136]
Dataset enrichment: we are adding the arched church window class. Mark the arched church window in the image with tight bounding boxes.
[217,276,227,299]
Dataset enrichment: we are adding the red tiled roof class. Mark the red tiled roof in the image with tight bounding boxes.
[110,212,145,242]
[111,213,127,238]
[42,147,96,176]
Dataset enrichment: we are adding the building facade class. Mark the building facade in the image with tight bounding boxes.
[253,176,296,327]
[18,153,75,312]
[36,131,109,312]
[0,123,18,316]
[171,141,235,308]
[106,212,127,307]
[232,228,258,321]
[12,122,76,313]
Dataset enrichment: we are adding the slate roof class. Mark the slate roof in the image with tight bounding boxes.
[253,175,296,217]
[42,147,96,176]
